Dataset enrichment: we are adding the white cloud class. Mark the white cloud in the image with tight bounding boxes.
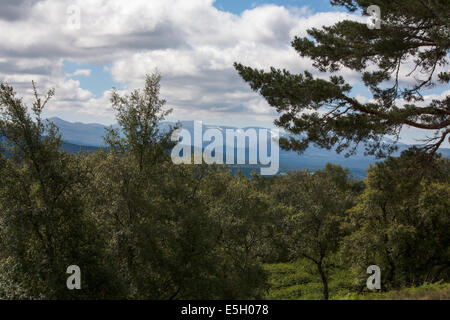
[70,69,91,77]
[1,0,444,148]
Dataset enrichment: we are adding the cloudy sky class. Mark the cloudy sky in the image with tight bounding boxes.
[0,0,448,146]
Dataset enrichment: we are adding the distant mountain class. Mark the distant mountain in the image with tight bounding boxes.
[49,117,450,179]
[49,117,118,147]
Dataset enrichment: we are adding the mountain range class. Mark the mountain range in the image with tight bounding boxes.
[49,117,450,179]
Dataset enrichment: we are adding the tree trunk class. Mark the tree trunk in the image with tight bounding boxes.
[317,263,329,300]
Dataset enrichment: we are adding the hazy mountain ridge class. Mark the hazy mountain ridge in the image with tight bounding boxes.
[50,117,450,179]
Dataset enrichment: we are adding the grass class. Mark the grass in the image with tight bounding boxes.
[350,282,450,300]
[263,261,449,300]
[263,260,356,300]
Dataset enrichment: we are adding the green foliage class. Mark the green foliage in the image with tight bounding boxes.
[82,74,271,299]
[263,156,449,300]
[235,0,450,157]
[267,164,359,299]
[0,82,119,299]
[342,149,450,290]
[265,262,450,300]
[336,282,450,300]
[0,74,270,299]
[0,73,448,300]
[104,72,175,169]
[263,260,356,300]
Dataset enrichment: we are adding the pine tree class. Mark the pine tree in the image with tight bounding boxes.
[235,0,449,157]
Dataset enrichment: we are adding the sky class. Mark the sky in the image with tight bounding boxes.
[0,0,448,146]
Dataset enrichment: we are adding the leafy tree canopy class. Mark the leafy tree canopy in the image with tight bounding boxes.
[343,148,450,289]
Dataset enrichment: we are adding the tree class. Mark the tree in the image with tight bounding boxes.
[200,171,271,299]
[235,0,449,158]
[105,72,175,170]
[87,73,269,299]
[343,149,450,289]
[272,165,357,299]
[88,72,182,298]
[0,82,119,299]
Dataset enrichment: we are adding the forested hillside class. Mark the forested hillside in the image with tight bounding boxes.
[0,74,448,299]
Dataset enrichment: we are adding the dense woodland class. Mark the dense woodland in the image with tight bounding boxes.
[0,74,448,299]
[0,0,449,300]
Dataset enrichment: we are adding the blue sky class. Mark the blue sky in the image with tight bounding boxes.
[213,0,340,14]
[63,61,121,98]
